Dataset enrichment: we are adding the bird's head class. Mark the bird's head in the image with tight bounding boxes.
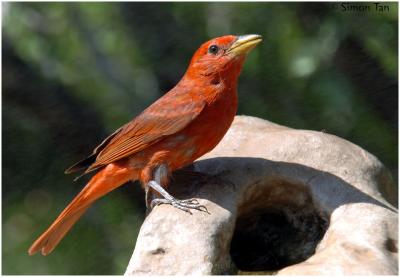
[185,34,262,82]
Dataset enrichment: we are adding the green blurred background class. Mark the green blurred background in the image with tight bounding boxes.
[2,2,397,275]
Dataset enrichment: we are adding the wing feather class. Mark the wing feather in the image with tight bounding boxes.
[85,90,206,172]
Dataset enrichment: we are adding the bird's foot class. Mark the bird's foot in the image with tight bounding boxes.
[147,168,210,214]
[150,197,209,214]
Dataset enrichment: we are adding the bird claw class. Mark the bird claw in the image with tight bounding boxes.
[150,197,209,214]
[180,198,199,205]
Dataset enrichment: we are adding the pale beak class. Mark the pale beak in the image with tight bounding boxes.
[226,34,262,56]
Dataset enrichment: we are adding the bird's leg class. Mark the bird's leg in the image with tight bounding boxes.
[145,185,152,210]
[147,165,209,214]
[145,186,157,216]
[148,181,208,214]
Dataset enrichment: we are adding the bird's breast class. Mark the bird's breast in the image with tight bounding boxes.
[169,86,238,166]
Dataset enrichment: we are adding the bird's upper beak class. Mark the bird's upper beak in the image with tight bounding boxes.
[226,34,262,56]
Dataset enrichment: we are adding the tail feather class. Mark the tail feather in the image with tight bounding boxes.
[29,207,89,255]
[29,163,136,256]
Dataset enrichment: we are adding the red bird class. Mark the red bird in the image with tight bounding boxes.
[28,34,262,255]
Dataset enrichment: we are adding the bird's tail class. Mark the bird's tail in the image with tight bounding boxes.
[28,162,136,256]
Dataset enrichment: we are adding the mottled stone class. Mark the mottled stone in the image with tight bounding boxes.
[125,115,398,275]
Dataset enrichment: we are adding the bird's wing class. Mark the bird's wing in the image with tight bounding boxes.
[84,90,206,172]
[64,126,124,174]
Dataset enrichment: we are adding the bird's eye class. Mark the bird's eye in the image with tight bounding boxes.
[208,45,219,55]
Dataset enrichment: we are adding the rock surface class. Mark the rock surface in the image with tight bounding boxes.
[125,115,398,275]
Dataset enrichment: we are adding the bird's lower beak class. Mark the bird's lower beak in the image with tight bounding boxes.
[226,34,262,56]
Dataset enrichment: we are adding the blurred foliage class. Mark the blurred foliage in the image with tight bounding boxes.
[2,2,397,275]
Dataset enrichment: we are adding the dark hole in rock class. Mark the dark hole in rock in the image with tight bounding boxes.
[230,205,329,272]
[385,238,398,253]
